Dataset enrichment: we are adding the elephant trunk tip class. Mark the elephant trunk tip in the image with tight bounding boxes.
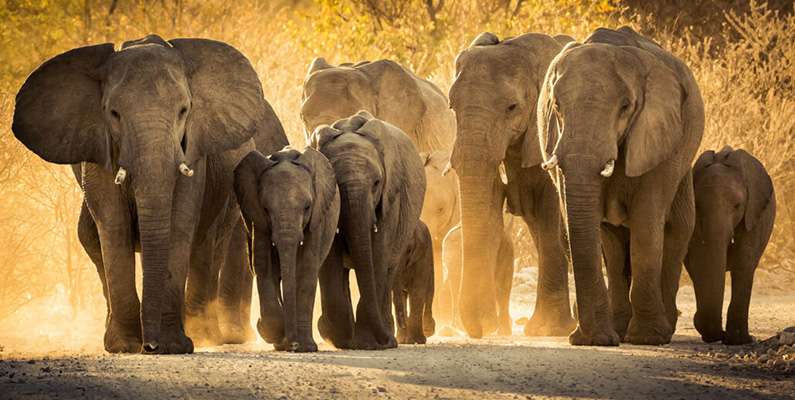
[114,167,127,185]
[179,162,194,177]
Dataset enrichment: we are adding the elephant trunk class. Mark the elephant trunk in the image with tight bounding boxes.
[275,238,300,350]
[563,178,608,336]
[340,185,389,344]
[687,239,727,343]
[458,168,502,338]
[253,228,285,344]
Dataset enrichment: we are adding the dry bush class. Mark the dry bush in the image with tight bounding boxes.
[0,0,792,324]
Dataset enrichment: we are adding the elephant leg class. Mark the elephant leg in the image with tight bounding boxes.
[660,175,694,335]
[217,220,255,344]
[430,241,453,327]
[724,239,763,345]
[77,203,108,320]
[185,227,223,347]
[394,281,410,344]
[447,243,463,331]
[524,191,576,337]
[602,223,631,339]
[495,236,514,336]
[625,208,672,345]
[406,283,427,344]
[318,239,354,349]
[294,256,320,352]
[83,169,141,353]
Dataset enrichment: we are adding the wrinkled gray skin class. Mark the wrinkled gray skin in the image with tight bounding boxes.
[312,111,426,350]
[301,58,455,152]
[235,147,340,352]
[393,221,436,344]
[537,27,704,345]
[418,150,459,326]
[442,222,514,335]
[685,147,775,345]
[448,32,575,338]
[14,35,288,354]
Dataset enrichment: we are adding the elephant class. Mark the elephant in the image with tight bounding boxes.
[14,34,288,353]
[418,150,459,326]
[300,57,455,152]
[234,147,340,352]
[447,31,576,339]
[685,146,775,345]
[311,111,426,350]
[442,221,514,335]
[393,221,436,344]
[535,27,705,345]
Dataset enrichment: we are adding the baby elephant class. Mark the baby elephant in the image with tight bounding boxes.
[393,221,436,344]
[234,147,340,352]
[685,146,775,345]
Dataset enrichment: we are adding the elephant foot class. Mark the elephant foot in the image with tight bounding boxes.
[256,317,286,345]
[104,320,142,354]
[611,312,631,341]
[142,324,194,355]
[568,324,620,346]
[497,317,513,336]
[723,332,754,346]
[422,317,436,338]
[398,333,427,345]
[318,315,353,349]
[523,313,576,337]
[624,316,672,345]
[351,327,396,350]
[185,317,224,347]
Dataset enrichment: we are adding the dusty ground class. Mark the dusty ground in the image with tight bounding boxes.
[1,285,794,399]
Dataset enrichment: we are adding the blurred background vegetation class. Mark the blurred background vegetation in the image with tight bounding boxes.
[0,0,792,325]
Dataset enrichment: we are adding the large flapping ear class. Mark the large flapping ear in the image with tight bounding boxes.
[621,47,685,177]
[724,148,774,231]
[12,43,115,167]
[170,39,266,163]
[234,150,276,230]
[356,60,426,135]
[298,148,339,232]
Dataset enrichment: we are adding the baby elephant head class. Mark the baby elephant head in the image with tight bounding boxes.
[234,147,339,351]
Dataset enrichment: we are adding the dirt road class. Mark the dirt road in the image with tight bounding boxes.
[1,288,793,399]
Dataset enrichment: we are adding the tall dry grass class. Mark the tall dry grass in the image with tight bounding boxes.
[0,0,792,341]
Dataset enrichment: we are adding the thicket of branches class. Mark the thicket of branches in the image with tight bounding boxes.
[0,0,792,320]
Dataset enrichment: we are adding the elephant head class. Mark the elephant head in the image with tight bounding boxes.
[12,35,266,350]
[312,111,425,347]
[687,146,774,342]
[301,58,428,147]
[234,147,339,351]
[536,27,695,332]
[447,32,566,337]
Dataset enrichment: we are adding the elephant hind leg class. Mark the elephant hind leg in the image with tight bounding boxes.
[318,240,355,349]
[602,223,631,339]
[218,221,256,344]
[77,202,107,316]
[661,173,695,332]
[185,227,223,347]
[495,235,514,336]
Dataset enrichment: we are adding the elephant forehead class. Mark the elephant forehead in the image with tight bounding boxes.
[307,68,367,92]
[261,165,312,199]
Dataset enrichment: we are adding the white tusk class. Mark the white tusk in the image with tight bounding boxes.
[299,241,304,246]
[179,162,194,177]
[336,228,340,234]
[114,167,127,185]
[541,155,558,171]
[600,159,615,178]
[373,224,378,233]
[272,242,276,247]
[731,237,735,244]
[442,161,452,176]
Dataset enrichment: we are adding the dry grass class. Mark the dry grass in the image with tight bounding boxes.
[0,0,792,325]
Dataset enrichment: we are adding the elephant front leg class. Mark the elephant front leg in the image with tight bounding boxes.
[217,221,256,344]
[318,240,354,348]
[185,230,224,347]
[602,223,632,339]
[77,203,109,324]
[97,224,141,353]
[625,213,672,345]
[660,172,695,333]
[523,195,576,337]
[495,237,514,336]
[724,239,764,345]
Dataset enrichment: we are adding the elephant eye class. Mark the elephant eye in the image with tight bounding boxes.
[619,99,631,113]
[179,106,188,118]
[110,109,121,121]
[506,103,518,113]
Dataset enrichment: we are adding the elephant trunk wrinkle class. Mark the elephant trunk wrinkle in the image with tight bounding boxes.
[276,241,300,349]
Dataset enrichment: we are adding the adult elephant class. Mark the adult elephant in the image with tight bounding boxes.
[418,150,459,325]
[300,57,455,152]
[535,27,704,345]
[14,35,288,353]
[447,32,576,338]
[312,111,425,350]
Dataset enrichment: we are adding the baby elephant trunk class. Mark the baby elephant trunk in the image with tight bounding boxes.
[275,237,301,351]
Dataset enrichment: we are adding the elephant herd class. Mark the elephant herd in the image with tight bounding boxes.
[11,26,775,354]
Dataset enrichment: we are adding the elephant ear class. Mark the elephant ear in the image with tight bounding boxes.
[170,39,265,163]
[298,148,339,232]
[356,60,426,137]
[724,149,774,231]
[622,47,685,177]
[234,150,275,230]
[692,149,716,176]
[12,43,115,167]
